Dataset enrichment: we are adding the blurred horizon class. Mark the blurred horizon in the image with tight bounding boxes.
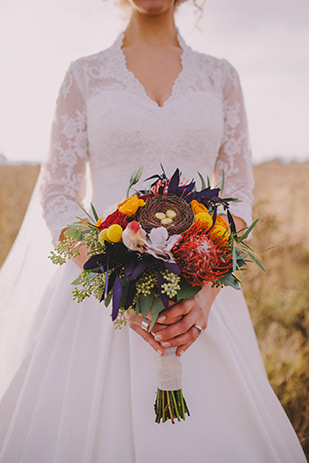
[1,0,309,164]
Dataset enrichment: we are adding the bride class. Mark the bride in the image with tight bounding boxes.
[0,0,306,461]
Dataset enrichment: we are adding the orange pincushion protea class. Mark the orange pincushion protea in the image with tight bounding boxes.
[172,222,232,286]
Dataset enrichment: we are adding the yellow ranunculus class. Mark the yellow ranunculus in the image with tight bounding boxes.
[194,212,213,228]
[118,195,146,217]
[98,228,109,245]
[209,225,229,244]
[190,200,208,215]
[106,224,123,243]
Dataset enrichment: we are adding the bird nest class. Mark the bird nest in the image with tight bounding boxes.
[136,194,194,236]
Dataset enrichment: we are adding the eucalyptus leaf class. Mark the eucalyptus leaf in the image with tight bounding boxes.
[219,273,240,290]
[135,297,141,315]
[139,293,154,318]
[104,291,112,307]
[149,297,165,331]
[64,228,84,241]
[71,276,83,285]
[177,279,202,301]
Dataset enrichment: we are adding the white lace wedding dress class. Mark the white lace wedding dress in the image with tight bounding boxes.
[0,33,306,463]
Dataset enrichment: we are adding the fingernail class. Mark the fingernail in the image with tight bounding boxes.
[178,350,184,356]
[154,335,162,341]
[157,316,166,323]
[157,349,163,356]
[161,342,171,347]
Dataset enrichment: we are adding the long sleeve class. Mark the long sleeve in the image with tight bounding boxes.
[39,62,89,245]
[214,60,254,227]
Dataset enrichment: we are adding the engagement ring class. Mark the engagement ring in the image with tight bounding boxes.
[193,324,204,335]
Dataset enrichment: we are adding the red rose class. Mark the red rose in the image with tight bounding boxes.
[99,210,128,231]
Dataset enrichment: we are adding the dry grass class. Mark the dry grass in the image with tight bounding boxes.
[0,161,308,457]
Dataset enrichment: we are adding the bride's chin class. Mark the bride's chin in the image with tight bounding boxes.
[128,0,175,15]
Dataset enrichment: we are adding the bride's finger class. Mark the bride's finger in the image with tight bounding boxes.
[128,321,165,356]
[157,298,194,324]
[157,326,201,350]
[154,309,201,342]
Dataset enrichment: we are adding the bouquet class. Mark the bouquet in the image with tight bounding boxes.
[50,166,263,423]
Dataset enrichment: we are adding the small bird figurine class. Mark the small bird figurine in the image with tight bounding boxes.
[122,221,148,252]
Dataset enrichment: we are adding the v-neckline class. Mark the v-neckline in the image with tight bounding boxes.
[117,31,187,109]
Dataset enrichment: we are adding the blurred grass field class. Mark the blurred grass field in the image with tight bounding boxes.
[0,161,308,456]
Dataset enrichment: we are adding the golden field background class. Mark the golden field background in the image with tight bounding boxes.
[0,161,308,456]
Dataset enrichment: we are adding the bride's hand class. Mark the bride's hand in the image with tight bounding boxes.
[152,284,220,356]
[59,226,88,269]
[128,284,220,356]
[126,310,178,356]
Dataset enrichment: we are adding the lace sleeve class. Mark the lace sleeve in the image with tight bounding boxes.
[214,60,254,226]
[39,62,89,245]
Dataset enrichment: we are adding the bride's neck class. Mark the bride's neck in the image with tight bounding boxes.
[124,11,178,47]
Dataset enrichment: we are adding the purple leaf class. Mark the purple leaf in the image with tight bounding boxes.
[163,262,181,274]
[124,282,136,309]
[128,263,147,281]
[104,261,109,302]
[112,274,123,321]
[83,253,106,270]
[167,168,180,194]
[227,209,237,235]
[124,261,134,277]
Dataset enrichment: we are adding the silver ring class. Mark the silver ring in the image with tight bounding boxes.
[193,324,204,335]
[141,320,150,332]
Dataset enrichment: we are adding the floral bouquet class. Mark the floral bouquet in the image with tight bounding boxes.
[50,166,263,424]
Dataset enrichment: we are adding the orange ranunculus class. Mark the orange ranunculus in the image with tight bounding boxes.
[95,217,103,227]
[118,195,146,217]
[190,200,208,215]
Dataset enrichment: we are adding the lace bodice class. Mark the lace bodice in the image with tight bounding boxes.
[40,33,254,244]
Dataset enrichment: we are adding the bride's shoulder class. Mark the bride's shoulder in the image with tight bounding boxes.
[65,44,120,93]
[70,45,116,73]
[192,48,238,75]
[189,48,241,87]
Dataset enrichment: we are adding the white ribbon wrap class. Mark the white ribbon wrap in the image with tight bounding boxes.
[155,347,182,390]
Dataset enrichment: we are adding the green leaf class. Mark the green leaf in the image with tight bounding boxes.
[238,218,259,241]
[221,170,225,193]
[126,166,144,197]
[104,291,112,307]
[149,297,165,331]
[77,202,95,223]
[176,278,202,301]
[64,228,83,241]
[246,250,266,272]
[207,176,211,188]
[90,203,99,221]
[135,297,141,315]
[85,271,98,281]
[139,293,154,318]
[219,273,240,290]
[232,244,237,272]
[197,171,206,190]
[71,276,83,285]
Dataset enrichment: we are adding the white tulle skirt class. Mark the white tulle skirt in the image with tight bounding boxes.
[0,254,306,463]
